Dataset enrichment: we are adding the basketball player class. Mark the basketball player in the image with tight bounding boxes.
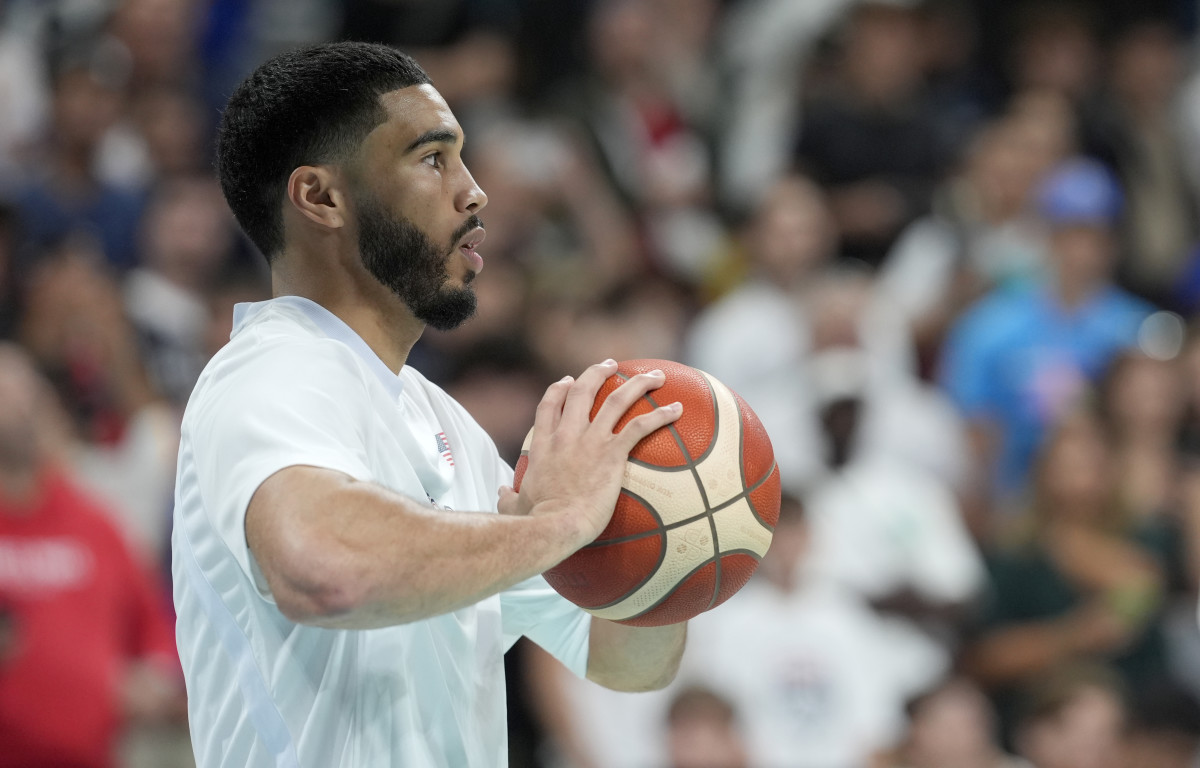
[172,42,687,767]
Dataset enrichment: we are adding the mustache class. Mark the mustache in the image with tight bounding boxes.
[450,215,485,249]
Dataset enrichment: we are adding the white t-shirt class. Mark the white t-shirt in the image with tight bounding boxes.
[556,578,946,768]
[682,579,946,768]
[805,459,985,605]
[171,296,591,768]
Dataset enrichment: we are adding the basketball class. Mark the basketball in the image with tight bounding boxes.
[513,359,780,626]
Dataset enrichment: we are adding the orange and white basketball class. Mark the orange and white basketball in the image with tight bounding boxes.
[513,359,780,626]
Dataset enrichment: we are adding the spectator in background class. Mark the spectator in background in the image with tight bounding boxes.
[18,246,177,564]
[1006,4,1100,108]
[1085,20,1197,310]
[794,0,951,267]
[677,493,947,767]
[940,158,1153,509]
[531,275,692,381]
[801,344,984,634]
[565,0,725,284]
[129,86,209,180]
[525,493,946,768]
[715,0,856,214]
[879,115,1058,370]
[13,41,146,271]
[125,175,235,407]
[1013,663,1127,768]
[339,0,520,118]
[963,409,1167,742]
[108,0,203,97]
[1098,350,1190,536]
[686,176,921,491]
[664,686,749,768]
[0,343,183,768]
[884,676,1031,768]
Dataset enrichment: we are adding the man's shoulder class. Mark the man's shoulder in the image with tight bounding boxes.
[185,314,370,424]
[950,285,1040,346]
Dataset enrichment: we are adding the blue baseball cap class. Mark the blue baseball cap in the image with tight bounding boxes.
[1036,158,1124,227]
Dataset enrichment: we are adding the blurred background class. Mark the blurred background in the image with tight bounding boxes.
[1,0,1200,766]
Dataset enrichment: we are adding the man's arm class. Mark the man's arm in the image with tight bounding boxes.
[587,619,686,692]
[247,360,681,629]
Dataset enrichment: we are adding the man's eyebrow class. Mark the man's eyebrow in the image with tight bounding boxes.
[404,128,459,154]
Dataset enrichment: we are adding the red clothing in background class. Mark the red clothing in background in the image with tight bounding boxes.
[0,469,177,768]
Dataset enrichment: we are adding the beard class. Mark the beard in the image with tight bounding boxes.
[357,192,481,331]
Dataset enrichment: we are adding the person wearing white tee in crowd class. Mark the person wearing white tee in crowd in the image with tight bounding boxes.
[527,494,946,768]
[172,42,687,768]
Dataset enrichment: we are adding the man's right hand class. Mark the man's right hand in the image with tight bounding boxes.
[497,359,682,548]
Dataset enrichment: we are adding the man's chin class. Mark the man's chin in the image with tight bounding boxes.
[414,287,478,331]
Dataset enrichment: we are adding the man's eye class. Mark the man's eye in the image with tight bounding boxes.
[422,153,442,168]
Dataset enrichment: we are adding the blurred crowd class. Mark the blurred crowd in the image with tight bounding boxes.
[2,0,1200,766]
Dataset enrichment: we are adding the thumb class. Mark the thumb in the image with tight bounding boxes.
[497,485,521,516]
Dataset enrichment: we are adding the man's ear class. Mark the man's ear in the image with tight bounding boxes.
[286,165,347,230]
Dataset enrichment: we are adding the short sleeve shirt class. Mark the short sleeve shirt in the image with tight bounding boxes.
[171,296,590,768]
[939,284,1151,495]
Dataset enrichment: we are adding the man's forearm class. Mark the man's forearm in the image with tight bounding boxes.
[586,619,686,692]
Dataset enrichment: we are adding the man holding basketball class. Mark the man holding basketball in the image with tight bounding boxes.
[172,42,686,767]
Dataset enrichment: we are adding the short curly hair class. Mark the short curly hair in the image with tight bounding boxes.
[216,42,430,262]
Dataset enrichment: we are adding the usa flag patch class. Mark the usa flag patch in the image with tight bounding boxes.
[435,431,455,466]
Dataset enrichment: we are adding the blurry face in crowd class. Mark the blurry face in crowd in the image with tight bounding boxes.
[667,711,748,768]
[1019,686,1125,768]
[1049,224,1115,292]
[589,0,656,82]
[906,679,1000,767]
[1006,91,1077,181]
[1106,355,1185,438]
[666,689,748,768]
[749,177,836,288]
[53,69,123,153]
[348,86,488,331]
[1040,414,1113,521]
[758,497,807,591]
[143,178,234,289]
[1111,22,1182,110]
[1013,15,1098,98]
[844,5,923,102]
[968,121,1044,221]
[111,0,198,84]
[135,88,207,175]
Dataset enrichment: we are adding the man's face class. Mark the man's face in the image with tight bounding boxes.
[1051,224,1114,288]
[356,184,482,331]
[351,85,488,330]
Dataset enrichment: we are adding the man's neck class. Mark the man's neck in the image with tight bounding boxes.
[1054,278,1104,311]
[270,255,425,374]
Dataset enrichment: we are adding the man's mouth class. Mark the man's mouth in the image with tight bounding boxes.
[456,227,486,272]
[457,227,485,250]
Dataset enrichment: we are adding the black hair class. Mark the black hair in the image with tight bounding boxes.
[215,42,431,262]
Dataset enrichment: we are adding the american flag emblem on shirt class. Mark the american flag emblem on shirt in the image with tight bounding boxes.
[435,431,454,466]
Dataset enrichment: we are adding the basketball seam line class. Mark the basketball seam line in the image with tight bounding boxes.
[585,368,772,621]
[578,485,671,611]
[583,465,778,548]
[611,548,765,624]
[642,370,721,616]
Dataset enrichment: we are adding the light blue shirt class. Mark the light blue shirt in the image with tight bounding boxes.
[939,284,1152,496]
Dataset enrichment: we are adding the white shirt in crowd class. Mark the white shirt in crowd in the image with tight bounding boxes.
[555,576,946,768]
[171,296,591,768]
[805,458,985,607]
